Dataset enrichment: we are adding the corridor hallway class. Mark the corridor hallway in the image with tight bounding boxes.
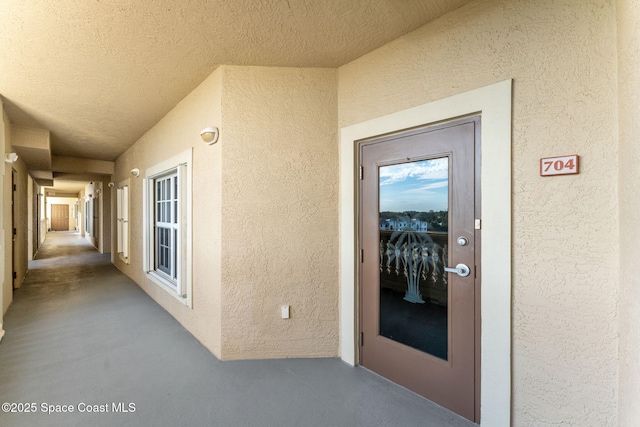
[0,233,474,427]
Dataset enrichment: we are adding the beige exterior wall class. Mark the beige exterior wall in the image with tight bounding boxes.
[114,66,338,360]
[38,187,45,247]
[617,0,640,424]
[9,126,46,287]
[78,189,86,237]
[0,110,30,297]
[27,176,32,259]
[27,176,34,260]
[46,197,78,230]
[0,1,634,424]
[52,156,114,175]
[220,66,338,359]
[71,181,112,254]
[99,1,639,424]
[11,158,29,290]
[1,104,8,317]
[114,69,224,357]
[99,181,112,254]
[10,125,51,171]
[338,0,618,425]
[78,181,112,253]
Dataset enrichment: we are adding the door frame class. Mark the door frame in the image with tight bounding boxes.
[339,79,512,426]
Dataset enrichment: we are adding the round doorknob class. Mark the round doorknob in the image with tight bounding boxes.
[457,236,469,246]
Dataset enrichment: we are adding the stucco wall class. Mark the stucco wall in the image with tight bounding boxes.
[11,158,29,289]
[114,69,224,357]
[46,197,78,230]
[338,0,619,425]
[114,66,338,361]
[0,116,30,297]
[220,66,338,359]
[9,126,45,288]
[1,105,8,316]
[38,187,45,247]
[78,189,85,237]
[99,181,112,254]
[617,0,640,424]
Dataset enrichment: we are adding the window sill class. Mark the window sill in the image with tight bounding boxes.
[146,271,191,308]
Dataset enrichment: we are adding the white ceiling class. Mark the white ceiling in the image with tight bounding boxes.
[1,0,471,162]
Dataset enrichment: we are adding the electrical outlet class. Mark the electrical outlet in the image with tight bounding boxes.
[281,305,290,319]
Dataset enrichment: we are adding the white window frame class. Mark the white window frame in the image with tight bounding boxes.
[153,171,179,282]
[116,179,130,263]
[143,149,192,307]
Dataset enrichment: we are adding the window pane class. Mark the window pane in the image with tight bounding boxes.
[379,157,449,360]
[174,201,178,224]
[174,229,178,280]
[157,226,171,275]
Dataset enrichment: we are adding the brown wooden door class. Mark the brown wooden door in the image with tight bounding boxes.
[51,204,69,231]
[359,116,480,422]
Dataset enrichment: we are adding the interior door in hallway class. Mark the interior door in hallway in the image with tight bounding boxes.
[359,116,480,422]
[51,204,69,231]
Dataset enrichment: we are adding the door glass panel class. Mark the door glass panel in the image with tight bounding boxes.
[379,157,449,360]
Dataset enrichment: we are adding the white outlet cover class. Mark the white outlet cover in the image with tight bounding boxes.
[281,305,290,319]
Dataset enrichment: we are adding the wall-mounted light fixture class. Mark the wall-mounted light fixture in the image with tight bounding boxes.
[4,153,18,163]
[200,127,219,145]
[108,182,115,188]
[131,168,140,177]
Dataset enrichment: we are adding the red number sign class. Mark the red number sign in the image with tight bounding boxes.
[540,155,579,176]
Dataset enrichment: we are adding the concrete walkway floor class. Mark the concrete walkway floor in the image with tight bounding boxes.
[0,232,476,427]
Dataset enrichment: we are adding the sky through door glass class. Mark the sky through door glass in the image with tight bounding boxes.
[378,157,450,360]
[379,158,448,212]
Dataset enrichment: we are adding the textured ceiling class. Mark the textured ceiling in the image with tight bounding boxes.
[0,0,471,162]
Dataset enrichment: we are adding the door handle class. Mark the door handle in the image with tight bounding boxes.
[444,263,471,277]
